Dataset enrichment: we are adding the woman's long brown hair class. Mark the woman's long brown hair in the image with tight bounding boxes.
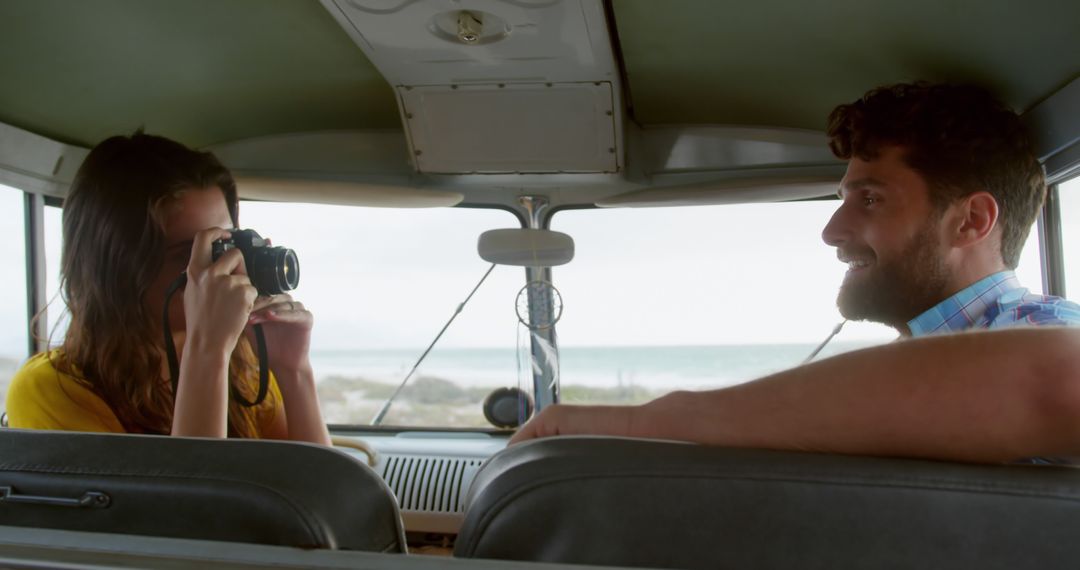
[53,132,271,437]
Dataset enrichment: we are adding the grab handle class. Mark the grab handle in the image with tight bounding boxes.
[0,486,110,509]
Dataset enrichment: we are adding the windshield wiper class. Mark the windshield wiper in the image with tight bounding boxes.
[370,262,497,426]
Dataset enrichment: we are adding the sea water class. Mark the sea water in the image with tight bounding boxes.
[309,341,884,393]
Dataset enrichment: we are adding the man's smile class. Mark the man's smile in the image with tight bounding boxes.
[838,252,874,277]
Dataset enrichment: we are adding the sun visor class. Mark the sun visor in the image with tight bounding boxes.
[597,174,842,208]
[236,177,463,208]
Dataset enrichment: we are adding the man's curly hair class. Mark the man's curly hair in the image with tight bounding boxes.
[827,82,1045,269]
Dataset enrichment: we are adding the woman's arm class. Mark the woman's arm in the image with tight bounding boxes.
[171,228,257,438]
[248,297,331,446]
[273,366,332,446]
[511,327,1080,463]
[171,338,230,437]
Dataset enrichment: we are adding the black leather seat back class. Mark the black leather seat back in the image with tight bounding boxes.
[456,437,1080,570]
[0,429,405,552]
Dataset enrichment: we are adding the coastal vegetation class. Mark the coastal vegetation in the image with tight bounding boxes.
[316,373,659,428]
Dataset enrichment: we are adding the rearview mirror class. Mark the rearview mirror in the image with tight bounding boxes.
[478,229,575,267]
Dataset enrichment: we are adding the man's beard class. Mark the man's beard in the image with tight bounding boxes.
[836,221,951,330]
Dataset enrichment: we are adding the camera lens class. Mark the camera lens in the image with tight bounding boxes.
[281,249,300,290]
[248,246,300,295]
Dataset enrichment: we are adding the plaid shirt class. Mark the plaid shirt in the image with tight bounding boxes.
[905,271,1080,465]
[907,271,1080,337]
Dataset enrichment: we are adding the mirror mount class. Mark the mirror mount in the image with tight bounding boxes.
[519,196,551,229]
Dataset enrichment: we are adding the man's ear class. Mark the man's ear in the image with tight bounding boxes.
[950,191,999,247]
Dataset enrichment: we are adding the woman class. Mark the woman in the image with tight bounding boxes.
[6,132,330,444]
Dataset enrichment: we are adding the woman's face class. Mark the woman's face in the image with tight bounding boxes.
[145,187,234,334]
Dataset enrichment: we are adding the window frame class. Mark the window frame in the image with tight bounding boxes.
[23,192,48,357]
[1038,184,1066,297]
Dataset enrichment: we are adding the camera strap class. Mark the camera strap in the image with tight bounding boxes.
[163,273,270,409]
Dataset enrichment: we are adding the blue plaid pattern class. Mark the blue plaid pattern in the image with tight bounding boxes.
[905,271,1080,466]
[907,271,1080,337]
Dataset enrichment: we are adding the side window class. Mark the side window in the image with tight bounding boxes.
[0,185,29,411]
[1014,218,1046,294]
[1060,176,1080,294]
[43,204,68,344]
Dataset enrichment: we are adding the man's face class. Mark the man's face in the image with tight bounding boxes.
[821,146,951,331]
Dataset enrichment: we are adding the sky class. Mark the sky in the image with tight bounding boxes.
[0,179,1077,360]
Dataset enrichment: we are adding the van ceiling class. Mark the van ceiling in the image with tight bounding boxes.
[1,0,1078,150]
[0,0,400,148]
[612,0,1080,130]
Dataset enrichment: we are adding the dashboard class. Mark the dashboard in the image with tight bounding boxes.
[330,428,510,541]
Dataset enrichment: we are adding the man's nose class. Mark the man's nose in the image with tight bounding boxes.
[821,205,850,247]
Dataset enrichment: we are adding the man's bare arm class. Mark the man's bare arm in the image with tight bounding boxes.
[511,327,1080,463]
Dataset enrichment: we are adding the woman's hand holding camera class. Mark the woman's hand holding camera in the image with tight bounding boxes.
[183,229,259,359]
[183,228,313,374]
[247,294,314,377]
[177,227,329,445]
[246,296,329,445]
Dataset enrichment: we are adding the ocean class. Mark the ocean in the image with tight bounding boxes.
[308,341,885,393]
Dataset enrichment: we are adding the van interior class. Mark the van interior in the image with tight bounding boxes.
[1,0,1079,568]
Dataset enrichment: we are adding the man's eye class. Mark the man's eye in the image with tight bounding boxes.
[863,196,879,206]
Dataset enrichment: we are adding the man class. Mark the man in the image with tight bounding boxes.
[511,83,1080,462]
[821,82,1078,335]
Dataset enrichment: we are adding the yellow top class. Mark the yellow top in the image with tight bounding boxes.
[5,350,282,436]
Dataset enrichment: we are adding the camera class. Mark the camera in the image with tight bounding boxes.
[211,229,299,295]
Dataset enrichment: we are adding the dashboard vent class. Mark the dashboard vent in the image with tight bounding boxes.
[381,455,484,513]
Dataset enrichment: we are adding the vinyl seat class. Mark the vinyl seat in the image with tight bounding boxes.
[0,428,406,552]
[456,436,1080,569]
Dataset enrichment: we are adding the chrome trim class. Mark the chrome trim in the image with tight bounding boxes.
[519,196,560,410]
[23,192,46,356]
[1038,184,1066,297]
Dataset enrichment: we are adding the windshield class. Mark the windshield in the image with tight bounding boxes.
[238,202,526,428]
[550,200,1045,405]
[0,188,1058,428]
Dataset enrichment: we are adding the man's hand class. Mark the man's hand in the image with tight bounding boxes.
[510,404,642,445]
